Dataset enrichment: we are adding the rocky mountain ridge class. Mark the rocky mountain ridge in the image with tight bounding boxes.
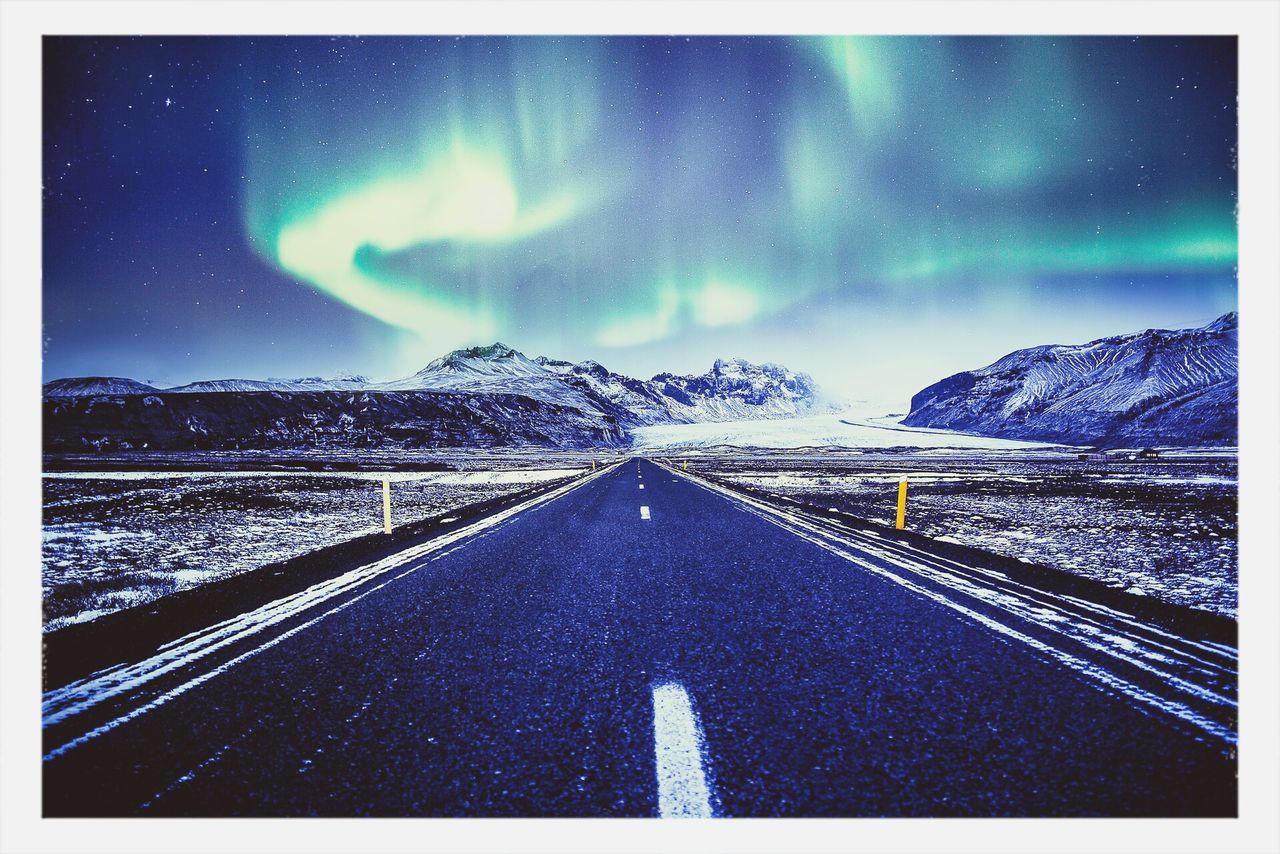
[903,313,1238,446]
[43,344,829,451]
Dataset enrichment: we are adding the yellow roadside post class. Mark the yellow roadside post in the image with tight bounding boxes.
[683,460,688,471]
[382,477,392,534]
[592,459,597,472]
[895,477,908,530]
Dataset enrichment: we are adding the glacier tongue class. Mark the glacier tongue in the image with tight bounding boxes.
[41,315,1236,451]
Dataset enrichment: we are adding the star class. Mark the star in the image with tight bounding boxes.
[40,35,1238,402]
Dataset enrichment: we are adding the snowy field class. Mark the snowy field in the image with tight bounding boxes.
[693,450,1238,618]
[42,462,589,632]
[632,411,1065,451]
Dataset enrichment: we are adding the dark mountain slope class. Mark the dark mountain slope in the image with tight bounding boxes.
[43,390,626,452]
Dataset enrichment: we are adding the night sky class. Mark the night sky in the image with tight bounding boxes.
[42,36,1237,405]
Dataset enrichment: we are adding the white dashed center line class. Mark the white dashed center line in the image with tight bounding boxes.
[640,505,651,520]
[651,682,715,818]
[639,483,645,490]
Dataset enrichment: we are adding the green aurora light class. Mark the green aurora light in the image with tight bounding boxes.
[238,36,1236,359]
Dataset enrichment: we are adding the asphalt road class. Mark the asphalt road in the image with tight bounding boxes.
[42,458,1236,816]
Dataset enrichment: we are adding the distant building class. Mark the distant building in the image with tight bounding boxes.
[1137,448,1161,460]
[1077,451,1109,462]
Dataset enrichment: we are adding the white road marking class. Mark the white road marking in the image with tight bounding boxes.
[640,505,651,520]
[660,461,1238,745]
[639,483,645,490]
[42,463,620,758]
[651,682,715,818]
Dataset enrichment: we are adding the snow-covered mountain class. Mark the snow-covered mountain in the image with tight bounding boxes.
[42,344,828,451]
[42,377,160,397]
[380,343,610,418]
[165,373,373,393]
[653,358,824,421]
[165,379,295,393]
[902,313,1238,446]
[46,374,374,396]
[379,344,829,427]
[536,357,680,426]
[383,343,547,390]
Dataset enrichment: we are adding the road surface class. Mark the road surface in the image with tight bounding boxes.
[42,458,1237,816]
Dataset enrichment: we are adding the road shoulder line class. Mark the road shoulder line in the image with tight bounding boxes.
[43,462,625,757]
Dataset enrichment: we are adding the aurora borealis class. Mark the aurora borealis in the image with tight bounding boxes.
[43,36,1237,403]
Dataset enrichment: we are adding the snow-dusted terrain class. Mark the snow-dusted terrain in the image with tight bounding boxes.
[165,373,373,393]
[356,345,833,425]
[42,377,163,397]
[42,464,586,631]
[40,320,1239,630]
[383,344,560,392]
[696,451,1237,617]
[44,343,829,428]
[44,314,1239,452]
[651,357,827,421]
[43,343,837,452]
[904,313,1237,446]
[633,411,1062,451]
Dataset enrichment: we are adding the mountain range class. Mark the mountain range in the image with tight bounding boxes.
[43,346,830,451]
[43,313,1239,452]
[902,312,1238,447]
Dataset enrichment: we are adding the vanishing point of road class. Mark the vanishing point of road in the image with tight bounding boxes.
[42,459,1236,816]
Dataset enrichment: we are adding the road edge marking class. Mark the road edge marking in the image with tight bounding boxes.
[43,462,625,752]
[652,460,1238,747]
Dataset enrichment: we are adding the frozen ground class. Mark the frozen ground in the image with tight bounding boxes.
[632,411,1064,451]
[42,460,589,632]
[691,449,1237,618]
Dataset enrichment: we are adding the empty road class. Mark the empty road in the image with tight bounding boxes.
[42,458,1236,816]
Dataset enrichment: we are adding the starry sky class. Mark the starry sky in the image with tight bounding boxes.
[42,36,1238,406]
